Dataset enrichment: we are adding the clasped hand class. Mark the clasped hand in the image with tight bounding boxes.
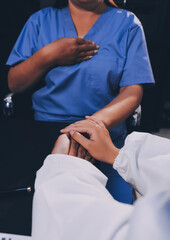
[52,116,119,165]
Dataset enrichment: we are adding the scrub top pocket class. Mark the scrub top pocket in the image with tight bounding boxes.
[89,52,125,99]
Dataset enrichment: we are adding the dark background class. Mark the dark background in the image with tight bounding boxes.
[0,0,170,129]
[0,0,170,236]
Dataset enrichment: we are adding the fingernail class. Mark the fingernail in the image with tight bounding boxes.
[88,56,93,59]
[94,50,98,54]
[96,45,100,49]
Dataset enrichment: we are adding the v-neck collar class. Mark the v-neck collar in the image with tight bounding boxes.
[62,6,113,39]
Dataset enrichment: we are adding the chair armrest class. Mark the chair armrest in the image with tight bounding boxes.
[126,105,142,134]
[2,92,34,119]
[129,105,142,127]
[3,93,14,117]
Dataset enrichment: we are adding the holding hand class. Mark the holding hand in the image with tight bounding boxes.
[51,133,95,164]
[61,116,120,165]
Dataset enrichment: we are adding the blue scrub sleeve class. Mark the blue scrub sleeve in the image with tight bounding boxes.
[120,25,154,87]
[6,15,39,66]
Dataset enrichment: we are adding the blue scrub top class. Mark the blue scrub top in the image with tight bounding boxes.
[6,6,154,142]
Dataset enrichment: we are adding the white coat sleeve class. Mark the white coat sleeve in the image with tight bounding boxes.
[113,132,170,240]
[113,132,170,195]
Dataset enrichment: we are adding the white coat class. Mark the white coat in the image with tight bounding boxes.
[32,132,170,240]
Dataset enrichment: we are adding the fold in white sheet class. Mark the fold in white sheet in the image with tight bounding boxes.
[32,132,170,240]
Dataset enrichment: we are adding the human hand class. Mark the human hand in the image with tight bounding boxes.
[51,134,70,155]
[51,133,94,163]
[43,37,99,67]
[69,137,95,163]
[60,116,120,165]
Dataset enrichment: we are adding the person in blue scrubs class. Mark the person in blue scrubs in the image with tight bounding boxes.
[6,0,154,203]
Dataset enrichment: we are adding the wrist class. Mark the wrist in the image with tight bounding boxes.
[91,113,112,130]
[106,146,120,165]
[91,114,108,129]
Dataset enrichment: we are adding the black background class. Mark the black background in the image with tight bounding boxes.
[0,0,170,235]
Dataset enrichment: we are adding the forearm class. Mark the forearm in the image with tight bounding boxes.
[8,47,52,93]
[8,37,98,93]
[92,85,143,130]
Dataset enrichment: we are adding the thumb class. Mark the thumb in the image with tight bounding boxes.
[70,131,90,150]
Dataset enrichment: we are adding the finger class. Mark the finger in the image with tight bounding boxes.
[85,152,92,161]
[61,125,94,137]
[60,120,98,136]
[78,43,99,52]
[60,119,97,133]
[89,157,96,164]
[70,131,90,151]
[77,145,87,159]
[60,120,90,133]
[68,137,79,156]
[65,132,70,139]
[76,38,94,45]
[78,49,98,58]
[61,118,99,130]
[84,152,95,164]
[77,56,93,63]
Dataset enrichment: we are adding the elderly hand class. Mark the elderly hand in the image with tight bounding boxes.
[60,116,120,165]
[51,133,95,163]
[51,134,70,155]
[68,137,95,163]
